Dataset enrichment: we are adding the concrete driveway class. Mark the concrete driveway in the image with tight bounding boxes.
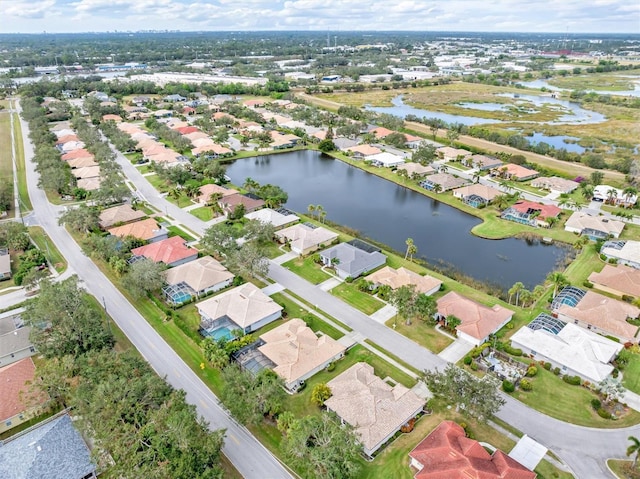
[438,337,475,363]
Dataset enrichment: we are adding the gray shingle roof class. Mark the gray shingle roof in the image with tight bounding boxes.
[0,414,96,479]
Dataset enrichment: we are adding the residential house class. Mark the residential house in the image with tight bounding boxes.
[61,149,93,161]
[98,204,146,229]
[258,318,346,391]
[396,162,435,178]
[67,156,99,169]
[77,177,102,191]
[436,291,514,346]
[436,146,471,162]
[593,185,638,207]
[54,134,79,145]
[131,236,198,267]
[420,173,468,192]
[346,144,382,158]
[601,240,640,269]
[452,184,501,207]
[365,266,441,296]
[0,325,35,368]
[108,218,168,243]
[270,131,299,149]
[332,137,358,150]
[197,282,283,334]
[404,134,424,149]
[551,287,640,342]
[510,313,623,383]
[501,200,561,228]
[564,211,625,240]
[196,184,238,205]
[102,114,122,122]
[589,264,640,299]
[176,126,201,135]
[244,208,300,229]
[163,256,234,305]
[369,126,395,139]
[71,166,101,180]
[319,242,386,280]
[220,193,265,214]
[466,154,503,171]
[408,421,536,479]
[0,249,10,280]
[275,224,339,256]
[531,177,580,194]
[325,362,425,457]
[192,143,233,158]
[366,152,405,168]
[164,94,187,102]
[0,414,97,479]
[495,163,539,181]
[0,358,47,434]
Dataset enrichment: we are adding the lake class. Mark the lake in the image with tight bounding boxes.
[226,150,570,290]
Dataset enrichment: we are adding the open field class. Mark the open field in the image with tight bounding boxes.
[547,70,640,91]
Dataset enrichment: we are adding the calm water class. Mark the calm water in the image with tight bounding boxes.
[519,77,640,97]
[528,132,586,153]
[226,150,569,290]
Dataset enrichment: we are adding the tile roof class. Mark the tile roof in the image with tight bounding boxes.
[197,282,283,330]
[258,318,346,386]
[424,173,468,191]
[0,252,10,275]
[531,177,580,193]
[409,421,536,479]
[108,218,164,241]
[132,236,197,265]
[244,208,300,228]
[0,358,44,422]
[164,256,234,293]
[220,193,265,213]
[500,163,539,180]
[589,264,640,298]
[61,149,93,161]
[346,144,382,156]
[0,327,33,359]
[98,204,146,229]
[0,414,96,479]
[275,224,339,253]
[365,266,441,295]
[325,362,424,455]
[397,163,435,176]
[564,212,625,237]
[76,177,102,191]
[320,243,387,277]
[453,184,502,202]
[71,166,101,179]
[67,156,99,169]
[436,291,513,342]
[510,201,561,220]
[370,126,394,138]
[196,184,238,204]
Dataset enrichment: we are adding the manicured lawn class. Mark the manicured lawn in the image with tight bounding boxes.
[145,173,170,193]
[331,282,385,315]
[385,315,453,354]
[12,113,31,211]
[190,206,215,221]
[622,352,640,395]
[28,226,67,273]
[282,256,331,285]
[166,194,194,208]
[508,361,640,428]
[260,241,286,259]
[167,225,197,242]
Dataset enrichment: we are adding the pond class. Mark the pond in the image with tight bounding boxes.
[518,77,640,97]
[527,132,586,154]
[226,150,570,291]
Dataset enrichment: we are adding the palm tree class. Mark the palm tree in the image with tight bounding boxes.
[319,210,327,224]
[315,205,324,221]
[439,164,448,174]
[622,186,638,208]
[547,272,568,298]
[494,194,510,211]
[307,204,316,218]
[581,184,594,201]
[606,188,618,205]
[184,183,200,199]
[243,177,259,193]
[472,171,481,184]
[627,436,640,468]
[508,282,525,306]
[405,238,417,260]
[433,184,443,194]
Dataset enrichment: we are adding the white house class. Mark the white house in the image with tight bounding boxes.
[365,152,405,168]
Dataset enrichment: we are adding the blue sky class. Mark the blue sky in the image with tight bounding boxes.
[2,0,639,34]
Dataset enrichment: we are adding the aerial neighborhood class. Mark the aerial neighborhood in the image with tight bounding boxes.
[0,25,639,479]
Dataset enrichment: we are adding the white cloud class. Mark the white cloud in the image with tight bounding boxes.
[5,0,57,19]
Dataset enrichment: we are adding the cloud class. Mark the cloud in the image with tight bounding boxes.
[5,0,57,19]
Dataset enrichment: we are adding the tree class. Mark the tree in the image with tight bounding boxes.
[590,170,604,186]
[627,436,640,469]
[444,314,461,331]
[201,337,230,369]
[243,219,276,246]
[606,188,618,205]
[412,143,437,165]
[622,186,638,208]
[581,183,595,201]
[307,204,316,218]
[389,284,436,325]
[385,132,408,149]
[22,276,114,359]
[229,203,246,220]
[508,281,525,306]
[311,383,332,406]
[318,138,337,152]
[433,183,443,194]
[446,128,460,146]
[122,258,166,299]
[226,243,269,279]
[282,413,361,479]
[423,364,505,421]
[405,237,417,260]
[0,182,12,213]
[202,222,241,257]
[0,221,30,251]
[546,271,568,298]
[598,377,624,404]
[58,205,100,233]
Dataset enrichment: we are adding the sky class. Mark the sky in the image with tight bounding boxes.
[2,0,639,34]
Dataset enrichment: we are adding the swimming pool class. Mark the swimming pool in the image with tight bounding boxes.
[203,326,234,341]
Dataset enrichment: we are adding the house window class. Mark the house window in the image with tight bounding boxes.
[5,420,11,426]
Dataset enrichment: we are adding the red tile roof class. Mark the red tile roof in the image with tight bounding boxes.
[510,200,561,220]
[176,126,201,135]
[221,193,265,213]
[0,358,46,422]
[61,149,93,161]
[131,236,198,265]
[370,126,395,138]
[409,421,536,479]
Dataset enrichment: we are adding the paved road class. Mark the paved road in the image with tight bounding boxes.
[14,99,293,479]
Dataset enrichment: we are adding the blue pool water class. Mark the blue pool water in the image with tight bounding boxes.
[205,326,234,341]
[170,291,193,304]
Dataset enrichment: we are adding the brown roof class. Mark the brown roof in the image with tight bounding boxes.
[557,291,640,339]
[61,149,93,161]
[108,218,163,241]
[221,193,265,213]
[397,163,435,176]
[67,156,99,169]
[102,114,122,122]
[164,255,234,292]
[325,362,424,455]
[409,421,536,479]
[258,318,346,386]
[0,358,46,422]
[197,184,238,204]
[99,204,146,229]
[370,126,394,138]
[511,201,561,220]
[453,184,502,202]
[436,292,513,342]
[365,267,441,295]
[132,236,197,265]
[500,163,539,180]
[55,134,79,145]
[589,264,640,298]
[71,166,101,179]
[347,144,382,156]
[531,176,580,193]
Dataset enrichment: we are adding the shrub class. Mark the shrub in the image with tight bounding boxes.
[506,322,514,329]
[600,254,607,261]
[519,379,533,391]
[583,280,593,288]
[326,361,336,372]
[543,362,552,370]
[562,375,581,385]
[591,398,602,410]
[553,367,561,375]
[526,366,538,377]
[470,362,478,371]
[622,295,634,303]
[502,380,515,393]
[597,408,612,419]
[344,276,354,283]
[503,345,523,356]
[463,356,473,365]
[612,369,619,378]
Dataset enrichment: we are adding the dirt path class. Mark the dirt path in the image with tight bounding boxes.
[295,91,627,184]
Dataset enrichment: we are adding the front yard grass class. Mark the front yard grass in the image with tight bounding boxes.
[167,225,197,242]
[508,362,640,428]
[190,206,215,221]
[385,315,453,354]
[282,256,331,285]
[622,352,640,395]
[331,282,385,315]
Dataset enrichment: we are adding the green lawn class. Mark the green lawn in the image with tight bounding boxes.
[13,113,32,212]
[282,256,331,284]
[166,194,194,208]
[167,225,196,242]
[190,206,215,221]
[508,361,640,428]
[0,113,13,216]
[28,226,67,273]
[622,353,640,395]
[145,173,170,193]
[607,459,634,479]
[385,315,453,354]
[565,243,603,285]
[331,282,385,315]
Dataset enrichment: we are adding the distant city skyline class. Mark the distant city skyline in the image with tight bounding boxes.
[2,0,639,35]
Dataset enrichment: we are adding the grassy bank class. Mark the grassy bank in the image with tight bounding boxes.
[28,226,67,273]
